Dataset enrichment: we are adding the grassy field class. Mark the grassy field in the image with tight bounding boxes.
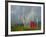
[11,24,41,31]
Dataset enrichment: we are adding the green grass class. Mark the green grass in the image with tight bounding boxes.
[11,24,41,31]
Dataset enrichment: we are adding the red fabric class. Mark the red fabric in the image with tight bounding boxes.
[29,21,37,29]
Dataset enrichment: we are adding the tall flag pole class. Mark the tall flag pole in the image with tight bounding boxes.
[37,17,38,29]
[31,8,34,21]
[23,7,25,26]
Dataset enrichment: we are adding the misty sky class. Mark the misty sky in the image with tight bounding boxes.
[11,5,41,25]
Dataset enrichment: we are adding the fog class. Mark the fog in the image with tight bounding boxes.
[11,5,41,25]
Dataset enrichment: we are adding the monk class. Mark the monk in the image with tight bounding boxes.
[29,21,37,29]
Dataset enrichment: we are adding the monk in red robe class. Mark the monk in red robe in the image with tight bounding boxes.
[29,21,37,29]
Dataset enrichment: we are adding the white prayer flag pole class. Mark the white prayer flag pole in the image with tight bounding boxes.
[37,17,38,29]
[23,7,25,26]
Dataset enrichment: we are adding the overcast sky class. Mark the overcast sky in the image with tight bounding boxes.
[11,5,41,25]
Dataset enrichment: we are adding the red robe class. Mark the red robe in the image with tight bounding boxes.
[29,21,37,29]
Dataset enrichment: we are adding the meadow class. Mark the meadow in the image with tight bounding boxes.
[11,22,41,31]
